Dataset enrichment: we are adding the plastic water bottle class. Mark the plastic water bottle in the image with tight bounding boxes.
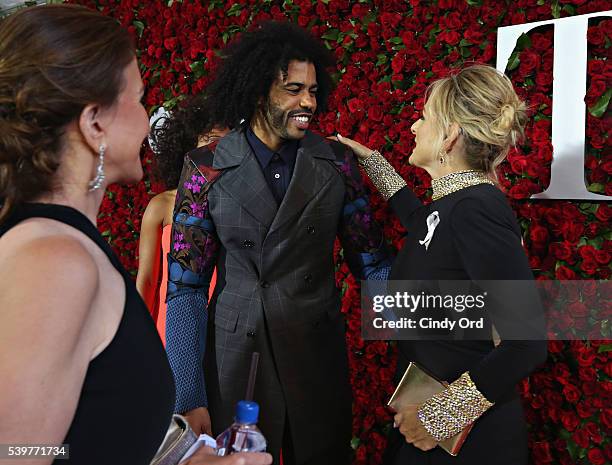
[216,401,267,456]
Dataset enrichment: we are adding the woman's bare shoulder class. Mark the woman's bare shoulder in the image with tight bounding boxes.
[0,219,99,317]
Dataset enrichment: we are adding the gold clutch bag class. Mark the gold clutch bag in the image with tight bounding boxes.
[387,362,474,456]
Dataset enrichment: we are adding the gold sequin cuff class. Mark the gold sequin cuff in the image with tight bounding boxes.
[359,150,407,201]
[417,372,494,442]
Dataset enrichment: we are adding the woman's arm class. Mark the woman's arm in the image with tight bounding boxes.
[416,195,547,442]
[0,235,99,465]
[136,195,165,315]
[335,134,421,227]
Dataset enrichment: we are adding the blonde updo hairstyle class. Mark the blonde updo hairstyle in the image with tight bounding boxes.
[0,4,135,223]
[425,64,527,180]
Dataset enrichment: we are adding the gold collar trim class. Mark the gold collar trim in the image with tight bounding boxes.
[431,170,493,201]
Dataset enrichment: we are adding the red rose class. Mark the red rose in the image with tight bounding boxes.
[577,401,595,419]
[391,53,406,74]
[355,445,367,463]
[532,32,553,52]
[368,105,384,122]
[575,346,597,367]
[531,441,553,463]
[464,28,483,43]
[586,422,603,444]
[560,411,579,431]
[601,408,612,429]
[550,242,573,261]
[508,179,537,199]
[440,30,460,46]
[582,381,598,397]
[444,12,462,29]
[579,366,597,382]
[572,428,590,449]
[560,222,585,243]
[548,340,565,353]
[553,438,567,452]
[587,448,606,465]
[595,250,610,265]
[594,203,612,222]
[553,362,571,383]
[555,265,577,280]
[529,225,548,244]
[347,98,363,113]
[562,383,581,404]
[163,37,178,51]
[588,26,605,45]
[519,50,541,74]
[535,71,553,88]
[580,259,598,275]
[547,390,563,408]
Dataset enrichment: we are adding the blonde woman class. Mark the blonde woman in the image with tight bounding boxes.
[336,65,547,465]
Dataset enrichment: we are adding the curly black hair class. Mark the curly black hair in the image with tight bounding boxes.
[201,20,335,129]
[149,94,212,189]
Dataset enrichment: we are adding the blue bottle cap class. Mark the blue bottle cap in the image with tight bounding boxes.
[235,400,259,424]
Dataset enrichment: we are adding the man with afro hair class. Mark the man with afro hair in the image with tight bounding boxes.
[165,21,390,465]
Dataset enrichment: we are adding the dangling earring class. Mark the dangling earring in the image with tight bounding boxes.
[88,144,106,192]
[438,148,446,165]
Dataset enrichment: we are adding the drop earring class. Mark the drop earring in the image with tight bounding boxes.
[88,144,106,192]
[438,148,446,165]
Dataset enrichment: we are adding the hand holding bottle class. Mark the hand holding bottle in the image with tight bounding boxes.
[180,446,272,465]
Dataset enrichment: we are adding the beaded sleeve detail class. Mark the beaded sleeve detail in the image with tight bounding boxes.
[359,150,407,201]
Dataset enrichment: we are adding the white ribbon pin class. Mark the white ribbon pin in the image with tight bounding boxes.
[419,211,440,250]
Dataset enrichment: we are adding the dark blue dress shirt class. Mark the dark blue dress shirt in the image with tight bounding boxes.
[246,127,298,205]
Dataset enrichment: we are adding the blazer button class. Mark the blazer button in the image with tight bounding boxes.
[306,226,315,234]
[259,280,270,288]
[243,240,254,248]
[304,274,313,283]
[247,330,256,338]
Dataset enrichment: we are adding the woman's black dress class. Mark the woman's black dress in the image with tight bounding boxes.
[0,203,175,465]
[384,185,547,465]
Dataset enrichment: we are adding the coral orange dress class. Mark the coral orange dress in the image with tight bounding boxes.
[155,224,172,344]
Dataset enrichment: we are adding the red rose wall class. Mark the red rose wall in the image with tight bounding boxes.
[66,1,611,464]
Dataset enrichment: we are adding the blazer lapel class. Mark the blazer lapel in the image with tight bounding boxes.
[213,130,277,229]
[268,131,336,235]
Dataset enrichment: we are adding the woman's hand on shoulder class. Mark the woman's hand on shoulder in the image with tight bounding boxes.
[0,234,99,447]
[329,133,376,162]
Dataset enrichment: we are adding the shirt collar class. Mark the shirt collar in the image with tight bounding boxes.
[246,127,298,169]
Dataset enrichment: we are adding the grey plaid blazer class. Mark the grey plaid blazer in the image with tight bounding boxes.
[166,128,389,464]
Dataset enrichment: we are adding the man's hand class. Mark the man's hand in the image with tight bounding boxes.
[180,446,273,465]
[184,407,213,435]
[394,405,438,452]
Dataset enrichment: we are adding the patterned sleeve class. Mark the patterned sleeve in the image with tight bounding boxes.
[166,153,221,413]
[336,148,391,281]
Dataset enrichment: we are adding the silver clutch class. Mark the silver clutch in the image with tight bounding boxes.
[151,414,198,465]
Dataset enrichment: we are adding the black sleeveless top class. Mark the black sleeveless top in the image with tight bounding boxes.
[0,203,175,465]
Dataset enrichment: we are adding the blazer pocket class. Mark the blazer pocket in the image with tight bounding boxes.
[214,305,239,333]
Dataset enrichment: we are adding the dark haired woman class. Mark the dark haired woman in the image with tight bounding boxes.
[136,102,228,344]
[336,65,547,465]
[0,5,271,465]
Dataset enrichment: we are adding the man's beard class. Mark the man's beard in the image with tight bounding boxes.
[263,99,310,141]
